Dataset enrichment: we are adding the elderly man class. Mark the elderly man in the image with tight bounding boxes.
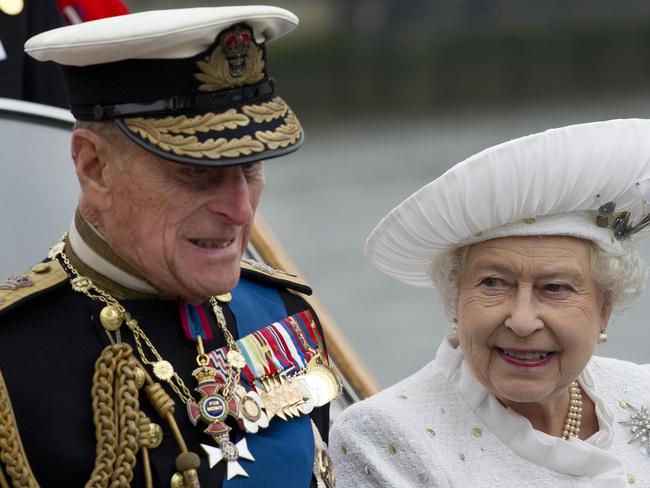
[0,6,337,488]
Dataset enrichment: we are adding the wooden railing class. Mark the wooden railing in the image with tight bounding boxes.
[251,214,380,400]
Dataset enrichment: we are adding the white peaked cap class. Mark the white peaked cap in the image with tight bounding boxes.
[23,6,304,167]
[25,6,298,66]
[366,119,650,288]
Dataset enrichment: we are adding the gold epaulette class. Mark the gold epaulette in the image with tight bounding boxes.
[240,258,312,295]
[0,260,68,314]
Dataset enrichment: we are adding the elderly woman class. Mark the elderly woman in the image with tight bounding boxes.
[331,119,650,487]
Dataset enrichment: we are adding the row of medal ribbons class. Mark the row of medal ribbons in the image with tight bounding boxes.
[207,309,341,418]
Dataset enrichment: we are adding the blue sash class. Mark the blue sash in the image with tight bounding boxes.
[225,278,314,487]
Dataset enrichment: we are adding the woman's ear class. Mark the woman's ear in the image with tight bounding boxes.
[71,128,115,211]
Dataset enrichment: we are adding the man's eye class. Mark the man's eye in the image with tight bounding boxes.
[242,162,260,173]
[480,277,501,287]
[242,162,263,179]
[179,167,208,178]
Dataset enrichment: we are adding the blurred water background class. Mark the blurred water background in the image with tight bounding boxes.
[2,0,650,388]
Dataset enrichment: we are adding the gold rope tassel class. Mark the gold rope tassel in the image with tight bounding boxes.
[1,342,201,488]
[86,343,146,488]
[0,371,39,488]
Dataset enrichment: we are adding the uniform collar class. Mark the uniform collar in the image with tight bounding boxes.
[66,210,171,300]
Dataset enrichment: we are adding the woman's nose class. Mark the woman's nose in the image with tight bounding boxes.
[504,289,544,336]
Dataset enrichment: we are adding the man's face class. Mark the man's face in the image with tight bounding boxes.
[101,142,264,303]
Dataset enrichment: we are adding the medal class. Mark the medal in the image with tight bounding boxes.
[234,385,269,433]
[260,374,308,421]
[302,359,341,407]
[0,0,23,15]
[202,436,255,480]
[187,365,254,478]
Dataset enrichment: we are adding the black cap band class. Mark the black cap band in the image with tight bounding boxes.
[77,78,276,121]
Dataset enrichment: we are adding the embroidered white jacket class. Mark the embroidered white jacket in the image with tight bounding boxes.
[331,336,650,487]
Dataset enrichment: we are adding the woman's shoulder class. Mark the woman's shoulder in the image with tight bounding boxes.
[334,359,447,424]
[588,355,650,394]
[590,355,650,376]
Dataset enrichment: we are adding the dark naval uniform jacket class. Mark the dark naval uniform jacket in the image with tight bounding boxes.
[0,216,330,487]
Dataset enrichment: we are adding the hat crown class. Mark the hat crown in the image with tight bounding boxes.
[24,6,304,167]
[366,118,650,287]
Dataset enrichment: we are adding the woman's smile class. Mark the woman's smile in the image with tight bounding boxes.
[497,348,556,368]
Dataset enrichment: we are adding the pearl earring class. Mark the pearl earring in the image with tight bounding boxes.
[598,330,608,344]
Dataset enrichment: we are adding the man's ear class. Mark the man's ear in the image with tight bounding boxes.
[71,128,115,211]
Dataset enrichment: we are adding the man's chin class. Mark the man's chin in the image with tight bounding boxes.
[180,274,241,303]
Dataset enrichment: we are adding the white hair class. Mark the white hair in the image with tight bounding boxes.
[430,241,648,322]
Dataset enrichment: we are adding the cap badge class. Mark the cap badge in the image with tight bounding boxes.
[195,25,265,92]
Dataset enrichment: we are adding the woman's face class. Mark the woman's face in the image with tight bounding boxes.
[455,236,611,409]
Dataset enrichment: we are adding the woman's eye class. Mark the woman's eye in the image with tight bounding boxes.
[544,283,572,293]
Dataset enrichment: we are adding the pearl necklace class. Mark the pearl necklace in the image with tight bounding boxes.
[561,381,583,440]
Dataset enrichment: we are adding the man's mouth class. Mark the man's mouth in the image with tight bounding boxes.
[189,238,235,249]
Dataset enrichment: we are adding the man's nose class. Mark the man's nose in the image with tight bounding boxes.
[504,288,544,337]
[207,167,255,225]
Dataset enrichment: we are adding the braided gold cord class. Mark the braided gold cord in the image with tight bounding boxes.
[1,465,11,488]
[85,344,143,488]
[0,371,39,488]
[110,358,142,487]
[85,346,122,488]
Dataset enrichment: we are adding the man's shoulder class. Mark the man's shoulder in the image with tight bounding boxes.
[239,258,312,295]
[0,259,69,317]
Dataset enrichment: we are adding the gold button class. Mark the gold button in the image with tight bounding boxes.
[0,0,24,16]
[472,427,483,438]
[619,400,631,409]
[387,442,399,455]
[523,218,536,224]
[398,394,408,400]
[147,423,163,448]
[215,292,232,303]
[133,367,146,389]
[31,262,51,274]
[170,472,185,488]
[627,473,635,484]
[426,428,436,438]
[99,305,124,332]
[340,444,348,455]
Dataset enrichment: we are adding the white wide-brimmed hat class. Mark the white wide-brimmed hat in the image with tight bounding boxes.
[366,119,650,287]
[25,6,302,167]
